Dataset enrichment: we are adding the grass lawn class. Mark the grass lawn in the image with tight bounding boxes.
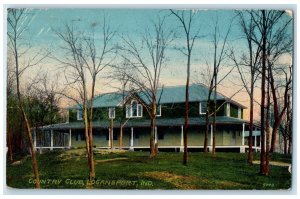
[6,149,292,190]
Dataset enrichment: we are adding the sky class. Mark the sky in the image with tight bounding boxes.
[7,8,293,120]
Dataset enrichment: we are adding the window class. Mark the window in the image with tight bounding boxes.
[156,105,161,117]
[158,132,164,140]
[108,107,115,119]
[238,108,242,119]
[126,100,143,118]
[132,101,138,116]
[199,102,206,115]
[77,109,83,120]
[226,102,231,117]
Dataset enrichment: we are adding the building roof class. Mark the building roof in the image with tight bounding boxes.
[39,116,259,130]
[70,83,247,109]
[151,84,225,104]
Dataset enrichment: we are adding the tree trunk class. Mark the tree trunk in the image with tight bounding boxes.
[7,115,13,162]
[204,105,209,153]
[265,76,271,176]
[260,10,267,176]
[212,88,217,156]
[287,94,292,155]
[288,136,291,154]
[14,34,40,188]
[183,56,190,165]
[83,105,90,156]
[150,115,156,158]
[88,120,95,180]
[270,122,280,153]
[22,107,41,188]
[283,137,287,155]
[248,94,254,164]
[119,124,123,150]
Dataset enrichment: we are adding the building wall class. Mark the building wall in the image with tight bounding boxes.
[69,100,233,123]
[70,126,243,148]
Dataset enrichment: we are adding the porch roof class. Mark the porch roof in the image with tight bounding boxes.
[39,116,259,130]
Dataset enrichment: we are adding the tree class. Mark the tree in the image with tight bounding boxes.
[248,10,290,175]
[195,14,232,155]
[23,73,63,128]
[117,17,173,158]
[54,17,115,180]
[110,60,130,150]
[229,11,261,164]
[7,56,16,162]
[7,8,46,188]
[170,9,199,165]
[210,18,232,156]
[266,14,292,153]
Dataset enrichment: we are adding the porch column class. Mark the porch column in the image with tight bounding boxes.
[33,129,37,149]
[69,129,72,148]
[155,126,158,144]
[209,124,213,152]
[108,128,111,148]
[254,134,257,152]
[130,127,134,151]
[180,125,184,152]
[242,123,245,146]
[50,129,54,151]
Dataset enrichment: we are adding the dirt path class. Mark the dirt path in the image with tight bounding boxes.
[252,161,291,173]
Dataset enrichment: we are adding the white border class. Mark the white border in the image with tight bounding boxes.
[1,1,299,198]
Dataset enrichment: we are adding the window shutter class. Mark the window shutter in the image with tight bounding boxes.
[126,105,131,118]
[201,103,207,114]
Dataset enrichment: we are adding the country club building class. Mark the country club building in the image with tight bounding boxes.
[36,84,262,153]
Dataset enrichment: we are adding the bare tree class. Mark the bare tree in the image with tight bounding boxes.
[170,9,199,165]
[7,56,16,162]
[7,8,47,188]
[54,17,115,180]
[110,61,130,150]
[229,11,261,164]
[249,10,289,176]
[117,17,173,158]
[197,16,232,155]
[266,15,292,152]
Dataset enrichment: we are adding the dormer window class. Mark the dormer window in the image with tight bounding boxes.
[126,100,143,118]
[108,107,115,119]
[199,102,206,115]
[156,105,161,117]
[77,109,83,120]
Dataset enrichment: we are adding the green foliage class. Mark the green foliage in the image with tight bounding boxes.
[24,94,63,127]
[7,151,291,189]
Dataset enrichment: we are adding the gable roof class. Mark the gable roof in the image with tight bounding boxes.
[69,83,246,109]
